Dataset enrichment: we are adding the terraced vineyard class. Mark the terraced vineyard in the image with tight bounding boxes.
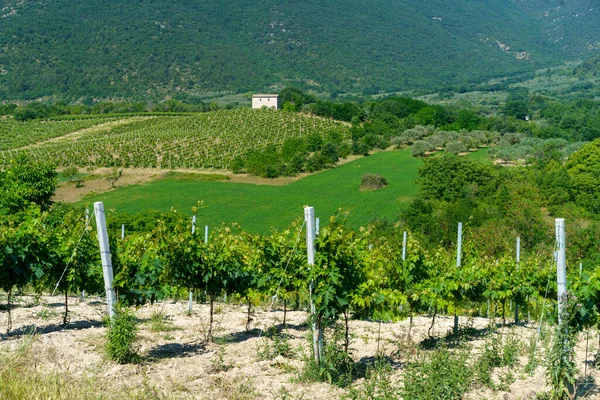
[6,109,350,170]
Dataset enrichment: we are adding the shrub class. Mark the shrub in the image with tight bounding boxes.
[106,306,139,364]
[360,173,388,191]
[298,327,354,387]
[402,343,472,400]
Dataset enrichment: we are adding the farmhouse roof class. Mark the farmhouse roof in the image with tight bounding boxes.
[252,94,279,98]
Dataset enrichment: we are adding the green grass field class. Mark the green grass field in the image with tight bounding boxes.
[80,150,422,234]
[465,147,493,163]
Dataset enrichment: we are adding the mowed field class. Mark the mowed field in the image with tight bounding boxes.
[78,150,422,234]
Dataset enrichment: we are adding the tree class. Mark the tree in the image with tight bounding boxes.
[417,154,498,202]
[106,168,123,188]
[566,139,600,214]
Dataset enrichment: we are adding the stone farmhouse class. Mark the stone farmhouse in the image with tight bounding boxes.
[252,94,279,109]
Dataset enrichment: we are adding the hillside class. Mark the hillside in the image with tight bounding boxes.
[0,0,599,100]
[5,109,350,170]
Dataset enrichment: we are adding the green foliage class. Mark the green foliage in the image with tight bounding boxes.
[545,294,580,400]
[0,1,584,99]
[0,154,57,213]
[402,343,472,400]
[105,306,139,364]
[256,327,294,360]
[417,154,498,202]
[298,326,354,387]
[566,138,600,214]
[344,357,399,400]
[473,330,521,389]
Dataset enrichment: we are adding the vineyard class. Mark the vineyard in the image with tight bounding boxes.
[4,109,350,170]
[1,204,599,399]
[0,117,115,152]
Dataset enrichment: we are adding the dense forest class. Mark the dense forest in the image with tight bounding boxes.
[0,0,599,99]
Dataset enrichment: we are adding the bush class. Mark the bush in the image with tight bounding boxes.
[403,343,472,400]
[360,173,388,191]
[299,327,354,387]
[106,306,139,364]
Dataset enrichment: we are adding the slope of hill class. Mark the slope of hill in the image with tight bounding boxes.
[0,0,598,100]
[6,109,349,170]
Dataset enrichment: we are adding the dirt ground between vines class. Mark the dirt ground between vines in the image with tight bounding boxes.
[1,295,599,399]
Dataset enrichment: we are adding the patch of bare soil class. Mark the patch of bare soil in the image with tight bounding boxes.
[54,168,165,203]
[1,295,599,399]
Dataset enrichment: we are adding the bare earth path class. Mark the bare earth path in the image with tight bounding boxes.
[1,295,599,399]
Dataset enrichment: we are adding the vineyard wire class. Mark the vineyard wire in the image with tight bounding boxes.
[51,217,93,297]
[267,219,306,314]
[530,258,555,373]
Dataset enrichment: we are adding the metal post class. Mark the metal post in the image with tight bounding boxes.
[456,222,463,268]
[516,236,520,324]
[205,225,209,244]
[454,222,462,334]
[94,202,116,319]
[189,216,197,314]
[316,217,320,236]
[402,231,407,261]
[556,219,567,325]
[305,206,321,364]
[121,224,125,240]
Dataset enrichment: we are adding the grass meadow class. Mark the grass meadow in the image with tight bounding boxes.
[79,150,422,233]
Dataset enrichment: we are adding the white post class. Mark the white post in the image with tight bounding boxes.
[305,206,321,364]
[515,236,520,324]
[121,224,125,240]
[83,208,89,301]
[205,225,209,244]
[402,231,407,261]
[556,218,567,325]
[316,217,320,236]
[189,216,197,314]
[580,262,583,275]
[456,222,463,268]
[94,202,116,319]
[454,222,462,334]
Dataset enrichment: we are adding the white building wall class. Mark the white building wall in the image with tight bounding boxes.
[252,95,279,109]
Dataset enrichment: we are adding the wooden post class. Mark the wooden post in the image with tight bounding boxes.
[94,202,116,319]
[556,218,567,325]
[305,206,321,364]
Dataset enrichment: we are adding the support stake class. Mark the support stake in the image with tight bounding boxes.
[94,202,116,319]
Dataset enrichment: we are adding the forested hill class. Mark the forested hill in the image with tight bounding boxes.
[0,0,598,100]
